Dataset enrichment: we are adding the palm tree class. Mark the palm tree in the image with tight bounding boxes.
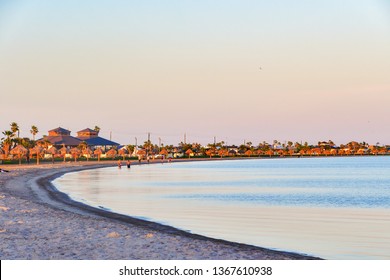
[39,139,52,150]
[20,137,35,149]
[59,145,69,162]
[126,145,135,158]
[94,126,101,134]
[77,141,88,160]
[30,145,44,165]
[118,148,128,160]
[218,148,228,158]
[30,125,39,141]
[1,130,15,160]
[94,147,103,161]
[10,122,20,138]
[82,147,93,161]
[0,148,4,162]
[70,147,81,162]
[143,140,153,157]
[47,146,58,163]
[205,148,215,158]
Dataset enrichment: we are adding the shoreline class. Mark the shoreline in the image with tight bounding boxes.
[0,160,321,260]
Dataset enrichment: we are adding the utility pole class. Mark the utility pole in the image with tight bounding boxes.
[110,131,112,141]
[184,133,186,144]
[135,137,137,147]
[147,132,150,159]
[214,136,216,146]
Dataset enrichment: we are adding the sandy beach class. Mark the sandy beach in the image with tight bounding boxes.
[0,160,320,260]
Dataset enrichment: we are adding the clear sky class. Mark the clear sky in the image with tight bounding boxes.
[1,0,389,146]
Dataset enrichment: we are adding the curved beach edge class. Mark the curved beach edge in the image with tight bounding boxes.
[1,161,322,260]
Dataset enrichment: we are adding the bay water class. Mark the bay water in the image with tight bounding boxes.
[53,156,390,259]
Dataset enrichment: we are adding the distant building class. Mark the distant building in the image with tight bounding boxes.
[44,127,82,146]
[42,127,119,149]
[76,128,119,148]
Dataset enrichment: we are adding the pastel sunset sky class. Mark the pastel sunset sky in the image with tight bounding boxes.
[1,0,389,146]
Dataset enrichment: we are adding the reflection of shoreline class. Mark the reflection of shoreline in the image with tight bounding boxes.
[0,161,319,259]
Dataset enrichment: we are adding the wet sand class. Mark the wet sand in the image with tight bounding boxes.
[0,161,320,260]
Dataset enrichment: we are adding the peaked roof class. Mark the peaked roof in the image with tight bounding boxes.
[49,127,71,134]
[44,135,82,146]
[77,128,97,134]
[80,136,119,146]
[44,127,119,147]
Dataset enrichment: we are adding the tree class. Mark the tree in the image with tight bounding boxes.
[1,130,15,159]
[126,145,135,158]
[70,147,81,162]
[143,140,153,158]
[83,147,93,161]
[10,122,20,138]
[59,145,69,162]
[30,144,44,165]
[191,143,202,154]
[38,139,52,150]
[205,148,216,158]
[185,149,193,158]
[245,149,253,157]
[94,147,103,161]
[77,141,88,155]
[294,142,303,152]
[20,137,35,149]
[118,148,128,160]
[77,141,90,160]
[218,148,228,158]
[238,144,248,154]
[47,146,58,163]
[106,148,117,160]
[30,125,39,141]
[94,126,101,133]
[179,142,192,153]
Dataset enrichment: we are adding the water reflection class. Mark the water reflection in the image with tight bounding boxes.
[53,157,390,259]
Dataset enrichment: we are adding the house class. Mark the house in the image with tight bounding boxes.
[43,127,82,147]
[42,127,119,149]
[76,128,119,148]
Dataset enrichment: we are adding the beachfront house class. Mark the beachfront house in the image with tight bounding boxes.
[43,127,82,147]
[42,127,119,151]
[76,128,119,149]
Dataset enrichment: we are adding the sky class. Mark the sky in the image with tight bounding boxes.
[0,0,389,146]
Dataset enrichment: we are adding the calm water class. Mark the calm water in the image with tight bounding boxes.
[53,157,390,259]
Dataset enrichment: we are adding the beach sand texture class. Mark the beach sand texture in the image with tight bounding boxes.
[0,162,319,260]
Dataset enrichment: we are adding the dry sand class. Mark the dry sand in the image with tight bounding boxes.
[0,161,320,260]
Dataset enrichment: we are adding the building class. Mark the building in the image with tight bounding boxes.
[43,127,119,149]
[44,127,82,147]
[76,128,119,148]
